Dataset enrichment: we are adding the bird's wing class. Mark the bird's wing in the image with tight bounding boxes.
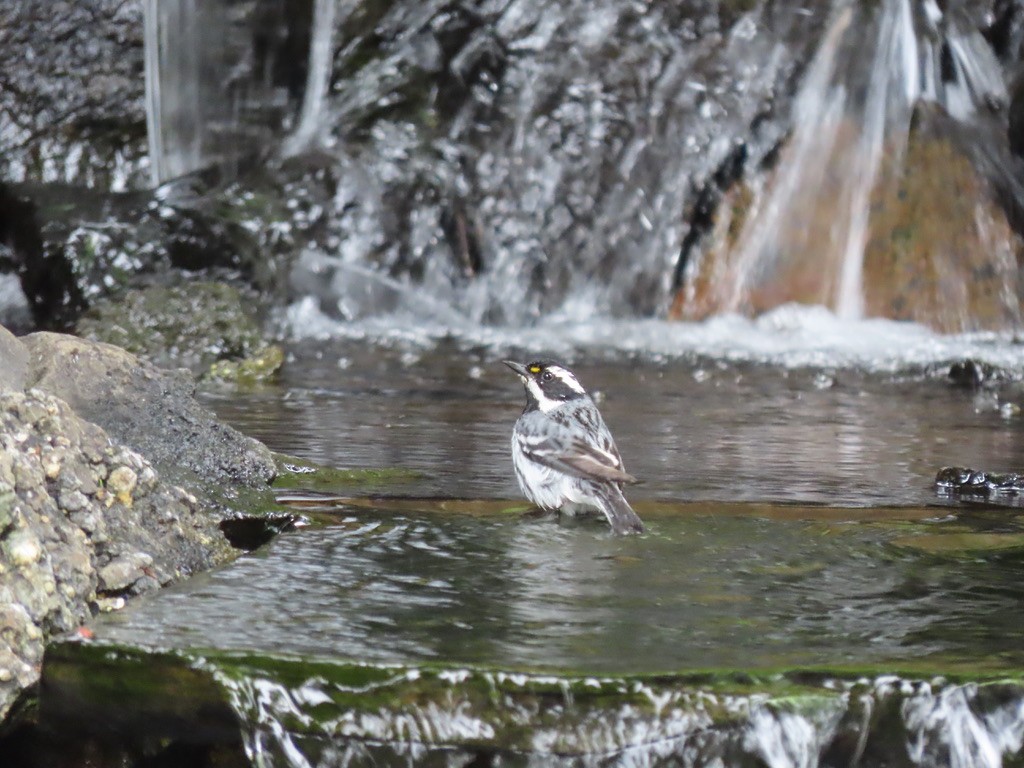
[517,412,637,484]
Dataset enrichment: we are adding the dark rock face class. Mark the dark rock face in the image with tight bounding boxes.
[0,1,149,190]
[3,178,294,333]
[0,388,230,723]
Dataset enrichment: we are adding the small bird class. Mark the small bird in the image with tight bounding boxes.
[504,359,644,535]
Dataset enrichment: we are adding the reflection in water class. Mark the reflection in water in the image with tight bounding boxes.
[202,339,1024,507]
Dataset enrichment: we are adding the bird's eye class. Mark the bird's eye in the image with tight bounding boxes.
[542,371,553,382]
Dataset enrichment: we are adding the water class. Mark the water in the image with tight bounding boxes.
[52,325,1024,764]
[100,0,1024,761]
[96,505,1024,674]
[206,326,1024,508]
[282,0,337,157]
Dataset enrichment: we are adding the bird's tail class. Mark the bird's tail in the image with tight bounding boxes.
[598,486,645,535]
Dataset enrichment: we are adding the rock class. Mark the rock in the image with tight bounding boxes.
[935,465,1024,499]
[0,1,149,190]
[77,282,280,378]
[948,359,1005,389]
[0,389,234,723]
[0,324,27,393]
[97,553,154,594]
[20,332,276,490]
[4,175,293,335]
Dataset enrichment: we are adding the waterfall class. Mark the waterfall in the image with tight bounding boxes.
[143,0,208,185]
[283,0,338,157]
[142,0,296,186]
[141,0,1021,332]
[680,0,1016,331]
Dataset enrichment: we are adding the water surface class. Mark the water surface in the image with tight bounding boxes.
[93,331,1024,676]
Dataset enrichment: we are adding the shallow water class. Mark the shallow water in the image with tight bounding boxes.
[97,502,1024,674]
[203,331,1024,508]
[91,325,1024,676]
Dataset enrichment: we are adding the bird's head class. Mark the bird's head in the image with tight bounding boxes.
[503,359,587,412]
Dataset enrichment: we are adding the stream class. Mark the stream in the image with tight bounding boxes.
[47,312,1024,766]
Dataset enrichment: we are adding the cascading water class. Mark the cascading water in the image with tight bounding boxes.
[272,0,829,327]
[282,0,337,157]
[676,0,1018,332]
[142,0,299,185]
[142,0,1023,336]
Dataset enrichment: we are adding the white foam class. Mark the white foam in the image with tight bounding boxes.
[280,299,1024,374]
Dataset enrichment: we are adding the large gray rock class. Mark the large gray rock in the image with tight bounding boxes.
[21,332,276,490]
[0,325,27,393]
[0,389,231,723]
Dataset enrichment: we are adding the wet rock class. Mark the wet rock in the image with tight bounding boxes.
[0,1,149,190]
[0,389,233,723]
[946,358,1014,389]
[206,344,285,384]
[860,109,1024,333]
[77,282,281,379]
[935,465,1024,498]
[97,553,155,595]
[28,645,1024,767]
[0,325,27,393]
[675,102,1024,332]
[20,332,276,490]
[9,181,289,332]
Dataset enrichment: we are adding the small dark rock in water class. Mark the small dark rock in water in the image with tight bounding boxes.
[935,466,1024,496]
[947,359,999,389]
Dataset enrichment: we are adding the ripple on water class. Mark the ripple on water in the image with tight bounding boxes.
[96,507,1024,675]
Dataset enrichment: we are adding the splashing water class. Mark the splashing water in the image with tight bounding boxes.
[679,0,1016,332]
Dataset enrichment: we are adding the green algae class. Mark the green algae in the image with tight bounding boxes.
[271,453,422,492]
[207,344,284,383]
[39,639,1024,761]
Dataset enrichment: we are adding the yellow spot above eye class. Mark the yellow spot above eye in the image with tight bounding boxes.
[529,366,541,373]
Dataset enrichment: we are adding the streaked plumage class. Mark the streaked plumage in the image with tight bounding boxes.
[504,359,644,535]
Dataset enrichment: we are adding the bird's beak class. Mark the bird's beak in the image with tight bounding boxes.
[503,360,529,379]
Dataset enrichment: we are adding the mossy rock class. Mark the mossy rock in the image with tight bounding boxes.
[77,282,279,378]
[271,453,422,492]
[30,640,1024,766]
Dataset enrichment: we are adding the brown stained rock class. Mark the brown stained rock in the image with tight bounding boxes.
[861,121,1023,332]
[673,119,866,321]
[672,112,1024,332]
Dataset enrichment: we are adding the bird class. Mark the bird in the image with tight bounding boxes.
[503,359,644,535]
